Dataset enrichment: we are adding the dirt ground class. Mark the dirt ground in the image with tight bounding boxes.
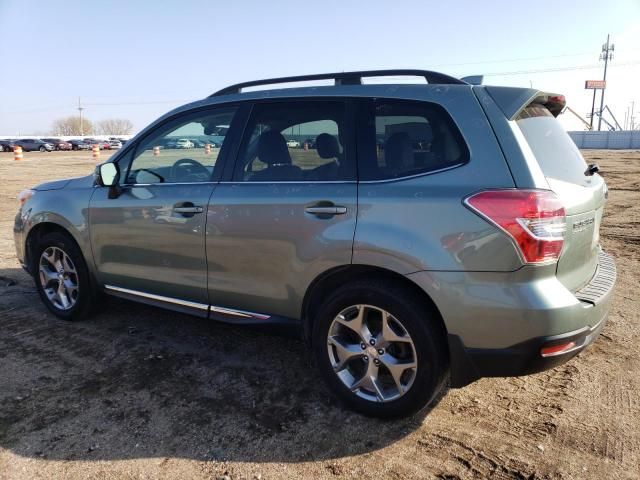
[0,149,638,480]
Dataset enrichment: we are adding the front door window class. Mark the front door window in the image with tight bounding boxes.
[127,107,237,184]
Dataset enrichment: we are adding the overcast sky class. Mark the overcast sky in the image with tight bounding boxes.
[0,0,639,135]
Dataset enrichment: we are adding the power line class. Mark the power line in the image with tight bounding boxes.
[3,60,640,115]
[83,99,195,106]
[483,60,639,76]
[433,51,595,68]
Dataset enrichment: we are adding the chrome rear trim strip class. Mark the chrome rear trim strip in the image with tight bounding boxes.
[104,285,210,311]
[210,305,271,320]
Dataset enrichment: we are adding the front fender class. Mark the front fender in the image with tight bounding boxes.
[17,187,96,277]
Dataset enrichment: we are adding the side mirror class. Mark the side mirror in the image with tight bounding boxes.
[95,162,121,198]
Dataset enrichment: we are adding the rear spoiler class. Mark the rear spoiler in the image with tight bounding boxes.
[482,86,566,119]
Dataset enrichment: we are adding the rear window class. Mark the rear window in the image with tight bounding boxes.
[359,100,468,181]
[516,105,588,185]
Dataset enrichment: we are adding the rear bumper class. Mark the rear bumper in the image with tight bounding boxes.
[447,314,608,387]
[407,249,616,388]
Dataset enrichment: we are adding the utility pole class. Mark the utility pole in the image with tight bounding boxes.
[78,97,84,136]
[597,35,614,131]
[589,88,597,130]
[631,101,636,130]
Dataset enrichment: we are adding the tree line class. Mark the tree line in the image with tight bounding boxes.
[51,116,134,136]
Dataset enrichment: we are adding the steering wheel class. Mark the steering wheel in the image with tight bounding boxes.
[170,158,210,182]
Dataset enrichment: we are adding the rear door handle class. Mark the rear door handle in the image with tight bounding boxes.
[174,206,204,214]
[173,202,204,214]
[305,204,347,215]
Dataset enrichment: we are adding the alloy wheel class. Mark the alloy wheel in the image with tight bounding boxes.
[38,246,79,310]
[327,304,418,403]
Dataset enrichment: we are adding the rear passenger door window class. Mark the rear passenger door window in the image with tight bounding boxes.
[233,101,355,182]
[358,99,469,181]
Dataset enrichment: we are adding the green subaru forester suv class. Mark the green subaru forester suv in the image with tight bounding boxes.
[14,70,616,417]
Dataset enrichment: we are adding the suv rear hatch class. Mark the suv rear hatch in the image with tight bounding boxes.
[520,101,608,295]
[484,88,607,292]
[515,99,606,292]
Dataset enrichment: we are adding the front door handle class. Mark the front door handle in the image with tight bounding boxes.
[173,202,204,215]
[305,203,347,216]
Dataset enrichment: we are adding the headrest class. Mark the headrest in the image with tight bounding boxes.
[257,130,291,166]
[384,132,414,172]
[316,133,340,159]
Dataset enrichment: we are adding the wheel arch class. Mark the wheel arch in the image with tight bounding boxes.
[25,222,85,275]
[301,264,449,345]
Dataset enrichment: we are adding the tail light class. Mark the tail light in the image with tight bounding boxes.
[465,189,566,264]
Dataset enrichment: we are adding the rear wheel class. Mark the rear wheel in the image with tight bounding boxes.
[33,231,99,321]
[312,280,448,418]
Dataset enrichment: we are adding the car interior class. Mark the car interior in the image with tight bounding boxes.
[236,103,347,182]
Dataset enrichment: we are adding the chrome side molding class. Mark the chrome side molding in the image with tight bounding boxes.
[104,285,270,320]
[105,285,210,310]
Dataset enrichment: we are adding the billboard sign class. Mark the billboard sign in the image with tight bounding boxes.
[585,80,606,89]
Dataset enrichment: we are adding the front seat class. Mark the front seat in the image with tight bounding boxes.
[249,131,303,181]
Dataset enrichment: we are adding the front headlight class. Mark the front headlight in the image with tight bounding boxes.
[17,189,35,206]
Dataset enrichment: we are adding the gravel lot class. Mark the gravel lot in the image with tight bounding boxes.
[0,149,638,479]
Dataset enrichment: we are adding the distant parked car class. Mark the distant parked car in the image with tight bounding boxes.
[41,138,73,151]
[109,139,122,149]
[68,140,91,151]
[14,139,54,152]
[303,137,316,148]
[100,140,111,150]
[82,138,104,150]
[0,139,16,152]
[159,138,177,149]
[175,138,193,149]
[286,139,300,148]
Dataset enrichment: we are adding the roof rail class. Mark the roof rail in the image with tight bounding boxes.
[210,69,467,97]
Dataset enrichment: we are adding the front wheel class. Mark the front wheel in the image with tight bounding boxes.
[33,231,100,321]
[312,280,448,418]
[39,146,46,152]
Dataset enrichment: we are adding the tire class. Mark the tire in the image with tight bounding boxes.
[32,231,99,321]
[312,279,448,418]
[39,146,46,152]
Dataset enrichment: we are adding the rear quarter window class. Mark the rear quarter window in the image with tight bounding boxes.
[516,106,588,185]
[359,100,469,181]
